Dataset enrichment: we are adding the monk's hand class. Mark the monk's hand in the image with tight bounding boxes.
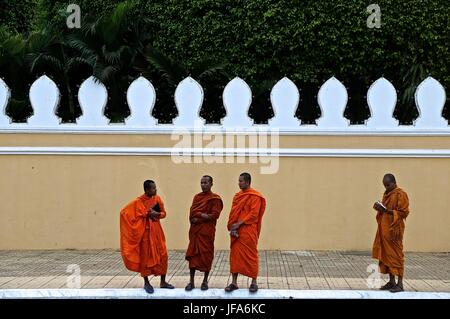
[373,202,381,211]
[230,230,239,238]
[201,213,209,220]
[230,221,242,231]
[149,209,160,219]
[373,202,386,212]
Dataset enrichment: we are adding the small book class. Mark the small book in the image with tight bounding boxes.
[152,203,161,212]
[376,201,386,210]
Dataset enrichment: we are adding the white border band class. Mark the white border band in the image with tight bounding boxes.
[1,147,450,157]
[1,127,450,136]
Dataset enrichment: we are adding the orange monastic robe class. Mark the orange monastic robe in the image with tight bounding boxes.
[185,192,223,272]
[372,187,410,277]
[120,194,168,277]
[227,188,266,279]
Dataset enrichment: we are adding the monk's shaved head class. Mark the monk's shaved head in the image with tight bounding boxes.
[383,174,396,183]
[382,173,397,193]
[201,175,213,193]
[143,180,155,191]
[240,172,251,184]
[203,175,213,183]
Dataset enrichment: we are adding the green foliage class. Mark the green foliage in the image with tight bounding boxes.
[32,0,123,30]
[0,0,38,34]
[27,24,85,121]
[0,27,33,121]
[141,46,229,123]
[139,0,449,123]
[1,0,449,124]
[63,1,152,122]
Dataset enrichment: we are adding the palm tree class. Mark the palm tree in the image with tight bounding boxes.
[142,45,229,123]
[67,1,154,122]
[26,23,90,122]
[396,57,427,125]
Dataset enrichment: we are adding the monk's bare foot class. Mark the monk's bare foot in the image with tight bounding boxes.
[389,284,404,293]
[160,282,175,289]
[185,282,194,291]
[379,282,395,290]
[225,283,239,292]
[201,282,208,291]
[144,283,154,294]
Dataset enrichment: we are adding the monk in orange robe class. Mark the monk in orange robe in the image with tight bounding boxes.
[120,180,174,294]
[372,173,410,293]
[185,175,223,291]
[225,172,266,293]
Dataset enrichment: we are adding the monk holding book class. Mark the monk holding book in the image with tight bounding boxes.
[120,180,174,293]
[372,173,410,293]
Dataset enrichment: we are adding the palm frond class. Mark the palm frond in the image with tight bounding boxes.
[1,34,26,58]
[102,2,134,44]
[144,45,186,87]
[195,62,228,80]
[66,36,97,63]
[400,57,427,105]
[67,56,91,70]
[101,45,123,65]
[94,64,119,83]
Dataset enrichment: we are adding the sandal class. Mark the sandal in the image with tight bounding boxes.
[389,284,404,293]
[185,282,194,291]
[144,283,154,294]
[201,282,209,291]
[249,283,258,293]
[160,282,175,289]
[224,283,239,292]
[379,282,395,290]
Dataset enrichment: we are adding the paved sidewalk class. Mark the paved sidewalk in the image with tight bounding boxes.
[0,250,449,292]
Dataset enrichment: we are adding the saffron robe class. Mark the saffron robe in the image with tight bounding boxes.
[120,194,168,277]
[227,188,266,279]
[372,187,410,277]
[185,191,223,272]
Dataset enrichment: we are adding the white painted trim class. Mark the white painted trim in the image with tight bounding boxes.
[1,147,450,157]
[0,127,450,136]
[1,288,449,299]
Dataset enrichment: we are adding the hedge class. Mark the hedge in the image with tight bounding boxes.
[1,0,448,123]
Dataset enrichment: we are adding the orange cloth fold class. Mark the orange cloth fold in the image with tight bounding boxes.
[372,187,410,277]
[185,192,223,272]
[120,194,168,277]
[227,188,266,279]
